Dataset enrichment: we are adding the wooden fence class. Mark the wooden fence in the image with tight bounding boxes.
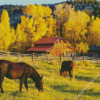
[0,51,69,63]
[0,51,99,63]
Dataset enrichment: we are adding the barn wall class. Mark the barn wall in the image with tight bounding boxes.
[49,39,67,56]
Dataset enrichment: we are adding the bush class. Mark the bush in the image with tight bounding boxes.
[75,60,90,66]
[49,60,58,66]
[84,60,90,66]
[77,61,84,66]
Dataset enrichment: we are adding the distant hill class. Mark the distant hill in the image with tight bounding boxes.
[0,5,24,28]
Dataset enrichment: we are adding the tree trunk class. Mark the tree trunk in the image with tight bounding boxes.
[83,52,85,61]
[60,25,62,37]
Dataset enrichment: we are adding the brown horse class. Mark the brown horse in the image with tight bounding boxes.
[0,60,43,93]
[59,60,75,80]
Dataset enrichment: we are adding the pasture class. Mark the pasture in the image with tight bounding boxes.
[0,57,100,100]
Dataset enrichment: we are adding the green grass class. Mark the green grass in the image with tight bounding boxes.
[0,58,100,100]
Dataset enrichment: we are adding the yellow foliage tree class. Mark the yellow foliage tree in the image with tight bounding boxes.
[64,11,90,47]
[54,3,75,37]
[21,4,55,48]
[20,15,47,48]
[0,10,16,51]
[76,42,89,60]
[87,17,100,46]
[45,15,57,37]
[15,23,27,52]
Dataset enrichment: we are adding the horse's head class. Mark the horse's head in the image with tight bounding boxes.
[35,75,43,92]
[59,69,64,76]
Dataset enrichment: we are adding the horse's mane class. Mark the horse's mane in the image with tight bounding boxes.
[25,63,40,78]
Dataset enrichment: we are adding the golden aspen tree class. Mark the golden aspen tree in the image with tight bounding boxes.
[23,4,37,18]
[45,15,56,37]
[64,11,90,47]
[0,23,5,50]
[15,23,27,52]
[21,4,55,48]
[0,10,16,51]
[76,42,89,60]
[87,17,100,46]
[54,3,75,37]
[1,9,10,31]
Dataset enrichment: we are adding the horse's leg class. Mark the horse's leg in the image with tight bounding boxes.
[24,78,28,91]
[0,74,4,93]
[72,70,75,79]
[64,71,67,77]
[20,77,25,92]
[69,71,72,80]
[61,72,64,76]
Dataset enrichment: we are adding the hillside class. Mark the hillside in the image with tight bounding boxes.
[0,5,24,28]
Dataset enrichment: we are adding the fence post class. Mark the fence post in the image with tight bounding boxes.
[97,53,98,64]
[43,53,45,61]
[32,53,34,62]
[17,52,20,60]
[46,54,49,62]
[60,54,61,63]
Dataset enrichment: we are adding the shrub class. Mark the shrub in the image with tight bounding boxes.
[77,61,84,66]
[49,60,58,66]
[84,60,90,66]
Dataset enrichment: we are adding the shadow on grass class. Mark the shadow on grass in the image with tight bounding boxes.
[93,77,100,83]
[10,91,20,96]
[75,75,93,82]
[52,84,100,98]
[46,68,59,74]
[95,64,100,67]
[27,79,34,84]
[84,89,100,97]
[75,75,100,83]
[14,79,35,84]
[51,84,80,94]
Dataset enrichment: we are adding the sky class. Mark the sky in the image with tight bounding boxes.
[0,0,67,6]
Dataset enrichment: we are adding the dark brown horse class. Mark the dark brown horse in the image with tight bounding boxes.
[59,60,75,80]
[0,60,43,93]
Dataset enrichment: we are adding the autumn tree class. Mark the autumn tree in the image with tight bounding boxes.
[63,11,90,47]
[50,41,67,56]
[76,42,89,60]
[45,15,57,37]
[54,3,75,37]
[87,17,100,46]
[0,10,16,51]
[15,23,27,52]
[20,4,55,48]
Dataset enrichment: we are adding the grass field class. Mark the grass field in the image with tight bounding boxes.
[0,58,100,100]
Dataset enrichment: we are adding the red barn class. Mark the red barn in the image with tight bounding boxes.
[26,37,76,56]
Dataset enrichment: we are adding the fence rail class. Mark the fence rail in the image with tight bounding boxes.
[0,51,99,63]
[0,51,65,63]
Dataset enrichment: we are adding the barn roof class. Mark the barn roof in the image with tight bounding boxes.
[34,37,66,45]
[26,37,67,53]
[26,45,53,52]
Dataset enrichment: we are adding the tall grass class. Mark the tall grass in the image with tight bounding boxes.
[0,58,100,100]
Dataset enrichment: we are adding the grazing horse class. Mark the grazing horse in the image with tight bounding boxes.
[0,60,43,93]
[59,60,75,80]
